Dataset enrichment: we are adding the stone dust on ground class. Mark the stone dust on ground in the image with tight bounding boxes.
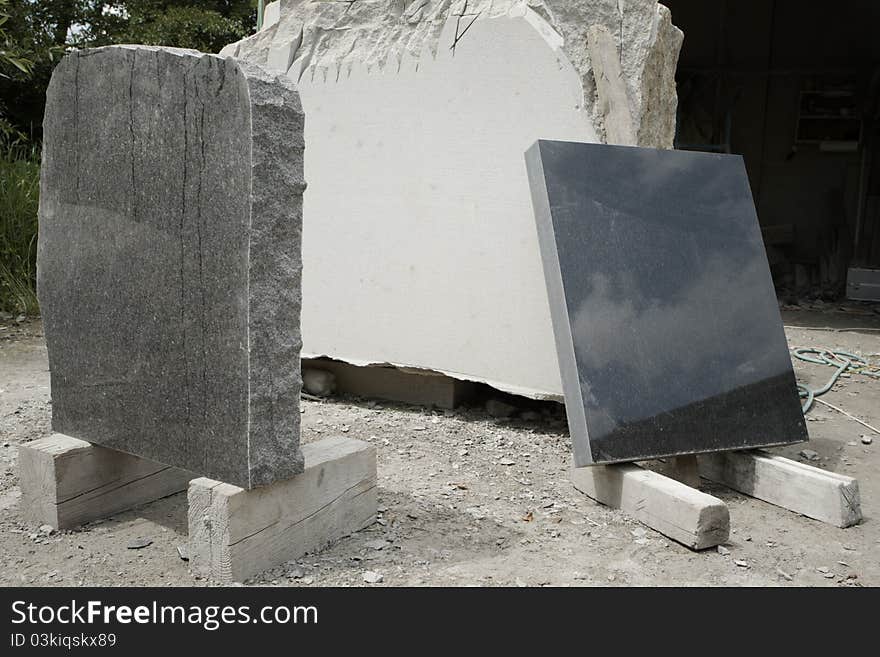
[1,307,878,587]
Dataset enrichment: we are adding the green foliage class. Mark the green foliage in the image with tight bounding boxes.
[0,148,40,314]
[0,0,31,72]
[112,3,257,54]
[0,0,33,142]
[0,1,258,141]
[0,1,259,314]
[0,2,89,143]
[0,13,32,77]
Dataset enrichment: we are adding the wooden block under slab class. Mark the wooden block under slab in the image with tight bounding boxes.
[571,461,729,550]
[698,450,862,528]
[659,455,702,489]
[18,434,192,530]
[188,436,377,583]
[303,358,474,409]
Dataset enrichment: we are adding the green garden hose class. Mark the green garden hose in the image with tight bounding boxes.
[793,348,880,413]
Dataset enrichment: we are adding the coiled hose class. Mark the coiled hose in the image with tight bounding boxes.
[793,348,880,413]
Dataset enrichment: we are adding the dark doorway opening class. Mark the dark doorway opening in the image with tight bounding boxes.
[664,0,880,301]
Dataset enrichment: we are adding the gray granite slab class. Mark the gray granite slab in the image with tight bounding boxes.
[526,140,809,466]
[37,46,306,488]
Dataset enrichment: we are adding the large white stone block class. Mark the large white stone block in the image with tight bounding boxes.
[224,1,682,399]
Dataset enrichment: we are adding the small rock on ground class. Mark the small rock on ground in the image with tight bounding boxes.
[799,449,820,461]
[362,571,383,584]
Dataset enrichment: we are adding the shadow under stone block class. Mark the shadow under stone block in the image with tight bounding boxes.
[37,46,306,488]
[525,140,809,466]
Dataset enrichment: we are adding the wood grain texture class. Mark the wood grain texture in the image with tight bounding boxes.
[188,437,377,583]
[571,461,729,550]
[18,434,192,529]
[699,450,862,528]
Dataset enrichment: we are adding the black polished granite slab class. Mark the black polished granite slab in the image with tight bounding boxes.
[525,140,809,466]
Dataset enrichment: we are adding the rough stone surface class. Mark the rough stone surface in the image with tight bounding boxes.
[302,369,336,397]
[224,0,682,148]
[37,46,306,489]
[215,2,683,402]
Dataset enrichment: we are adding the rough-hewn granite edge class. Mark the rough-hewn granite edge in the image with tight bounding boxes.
[37,46,307,489]
[241,61,307,487]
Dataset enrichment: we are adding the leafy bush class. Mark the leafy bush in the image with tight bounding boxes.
[0,1,258,314]
[0,148,40,314]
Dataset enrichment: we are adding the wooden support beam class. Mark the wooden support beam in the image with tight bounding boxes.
[303,358,474,409]
[18,434,192,530]
[571,461,729,550]
[699,450,862,528]
[667,455,701,489]
[188,437,377,583]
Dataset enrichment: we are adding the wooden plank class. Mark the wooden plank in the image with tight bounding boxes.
[668,455,701,489]
[571,461,729,550]
[303,358,474,409]
[587,24,637,146]
[186,477,223,575]
[699,450,862,528]
[18,434,192,530]
[188,437,377,583]
[649,455,702,488]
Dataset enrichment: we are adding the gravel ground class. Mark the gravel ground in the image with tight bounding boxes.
[1,306,878,587]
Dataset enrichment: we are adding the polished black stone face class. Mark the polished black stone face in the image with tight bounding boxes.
[525,140,809,466]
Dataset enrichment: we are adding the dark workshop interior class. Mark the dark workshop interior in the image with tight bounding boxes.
[664,0,880,301]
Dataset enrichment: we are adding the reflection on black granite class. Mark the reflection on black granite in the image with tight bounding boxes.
[525,140,809,466]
